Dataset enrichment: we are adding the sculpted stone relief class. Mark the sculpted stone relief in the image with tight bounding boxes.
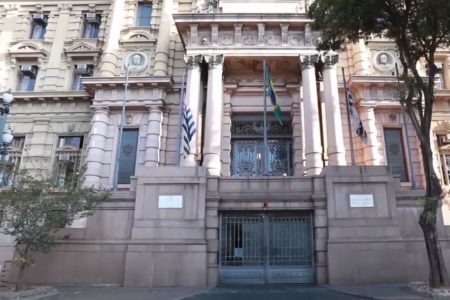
[371,49,400,75]
[195,0,219,13]
[189,27,313,48]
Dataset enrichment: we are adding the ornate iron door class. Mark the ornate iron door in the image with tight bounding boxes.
[219,213,314,284]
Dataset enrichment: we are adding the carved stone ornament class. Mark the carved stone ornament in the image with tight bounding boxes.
[124,51,148,73]
[195,0,219,13]
[323,52,339,68]
[204,54,224,68]
[300,55,319,69]
[184,55,203,69]
[373,51,395,72]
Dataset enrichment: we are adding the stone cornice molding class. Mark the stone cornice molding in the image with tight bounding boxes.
[12,91,91,102]
[82,76,174,95]
[204,54,224,69]
[184,54,203,69]
[300,54,318,70]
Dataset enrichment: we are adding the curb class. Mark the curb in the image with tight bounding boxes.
[0,286,58,300]
[323,285,377,300]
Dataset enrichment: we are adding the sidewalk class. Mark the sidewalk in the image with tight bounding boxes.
[326,283,444,300]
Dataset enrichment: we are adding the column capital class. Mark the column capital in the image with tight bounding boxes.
[91,105,110,114]
[323,52,339,69]
[146,101,164,111]
[300,54,319,70]
[184,54,203,69]
[205,54,224,69]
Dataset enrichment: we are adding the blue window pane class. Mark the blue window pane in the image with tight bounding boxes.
[137,3,152,26]
[118,129,139,184]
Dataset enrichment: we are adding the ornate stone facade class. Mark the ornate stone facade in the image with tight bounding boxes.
[0,0,450,289]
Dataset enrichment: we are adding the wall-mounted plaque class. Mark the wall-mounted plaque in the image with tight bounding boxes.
[158,195,183,208]
[350,194,374,207]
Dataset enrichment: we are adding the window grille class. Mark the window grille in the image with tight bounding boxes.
[54,136,84,187]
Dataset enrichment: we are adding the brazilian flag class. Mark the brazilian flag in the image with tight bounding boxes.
[264,64,283,124]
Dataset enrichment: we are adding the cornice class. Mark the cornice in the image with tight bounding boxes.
[173,13,312,23]
[11,91,91,102]
[82,76,175,94]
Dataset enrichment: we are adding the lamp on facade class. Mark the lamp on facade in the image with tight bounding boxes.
[0,90,14,161]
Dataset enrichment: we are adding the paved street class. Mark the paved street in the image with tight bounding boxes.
[44,286,367,300]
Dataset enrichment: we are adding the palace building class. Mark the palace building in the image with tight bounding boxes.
[1,0,450,286]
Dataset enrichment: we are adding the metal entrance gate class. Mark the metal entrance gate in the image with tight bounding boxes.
[219,213,314,284]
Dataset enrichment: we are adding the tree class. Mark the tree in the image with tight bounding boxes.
[309,0,450,288]
[0,171,108,291]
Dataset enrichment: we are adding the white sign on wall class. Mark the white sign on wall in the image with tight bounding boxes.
[349,194,374,208]
[158,195,183,208]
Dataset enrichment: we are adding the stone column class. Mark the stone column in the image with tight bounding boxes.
[153,0,173,76]
[353,39,370,76]
[360,105,380,165]
[85,106,109,188]
[202,55,224,176]
[43,4,72,91]
[323,53,346,166]
[0,5,18,90]
[99,0,125,76]
[144,104,163,166]
[444,56,450,89]
[180,55,202,166]
[300,55,323,175]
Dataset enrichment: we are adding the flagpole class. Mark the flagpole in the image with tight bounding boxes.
[176,68,187,166]
[342,68,356,166]
[263,60,269,175]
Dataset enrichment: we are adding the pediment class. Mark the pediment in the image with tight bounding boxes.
[64,40,102,60]
[8,41,49,58]
[120,28,156,47]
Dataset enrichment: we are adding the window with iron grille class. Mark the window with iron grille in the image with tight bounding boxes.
[231,115,292,176]
[54,136,84,187]
[18,65,38,92]
[0,136,25,186]
[136,3,152,26]
[72,64,94,91]
[30,13,48,40]
[384,128,409,182]
[82,13,101,38]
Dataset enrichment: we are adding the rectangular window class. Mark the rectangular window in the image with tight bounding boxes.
[30,13,47,39]
[18,65,38,91]
[230,116,292,176]
[0,136,25,186]
[54,136,84,187]
[72,64,94,91]
[384,128,409,182]
[136,3,152,26]
[82,13,100,38]
[118,129,139,184]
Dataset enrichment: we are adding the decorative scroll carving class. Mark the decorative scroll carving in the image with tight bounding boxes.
[195,0,219,13]
[219,35,234,46]
[234,24,243,45]
[184,54,203,69]
[204,54,224,68]
[323,52,339,68]
[288,33,304,46]
[300,55,319,69]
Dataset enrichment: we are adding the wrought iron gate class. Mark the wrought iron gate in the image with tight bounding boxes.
[219,213,314,284]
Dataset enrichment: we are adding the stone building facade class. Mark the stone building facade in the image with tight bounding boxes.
[0,0,450,287]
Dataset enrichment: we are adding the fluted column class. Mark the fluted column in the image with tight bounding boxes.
[180,55,202,166]
[301,55,323,175]
[323,53,346,166]
[202,55,224,176]
[360,105,380,165]
[144,104,163,166]
[85,106,110,188]
[153,0,173,76]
